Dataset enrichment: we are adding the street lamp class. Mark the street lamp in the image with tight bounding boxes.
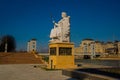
[84,43,87,55]
[90,42,95,59]
[5,38,7,53]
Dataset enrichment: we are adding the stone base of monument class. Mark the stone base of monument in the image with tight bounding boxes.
[47,42,77,69]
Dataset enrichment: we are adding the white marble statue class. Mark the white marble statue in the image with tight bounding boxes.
[50,12,70,43]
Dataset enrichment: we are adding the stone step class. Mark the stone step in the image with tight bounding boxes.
[0,53,43,64]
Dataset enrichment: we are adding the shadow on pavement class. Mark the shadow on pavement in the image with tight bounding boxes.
[66,78,77,80]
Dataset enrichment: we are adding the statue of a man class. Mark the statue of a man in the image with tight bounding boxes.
[50,12,70,43]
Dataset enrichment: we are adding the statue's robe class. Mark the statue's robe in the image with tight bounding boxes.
[50,15,70,42]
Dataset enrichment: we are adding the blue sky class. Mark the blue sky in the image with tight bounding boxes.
[0,0,120,51]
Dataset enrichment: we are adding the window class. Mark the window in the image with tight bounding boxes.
[59,47,72,55]
[83,43,86,45]
[32,42,35,44]
[50,47,56,55]
[33,45,35,48]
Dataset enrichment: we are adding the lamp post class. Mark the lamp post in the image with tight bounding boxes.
[91,42,95,59]
[5,38,7,53]
[84,43,87,55]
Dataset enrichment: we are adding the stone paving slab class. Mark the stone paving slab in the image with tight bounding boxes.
[0,64,77,80]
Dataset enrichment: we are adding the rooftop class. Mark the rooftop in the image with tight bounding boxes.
[82,38,94,41]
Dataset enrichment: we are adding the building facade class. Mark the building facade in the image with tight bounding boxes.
[27,39,37,53]
[118,42,120,55]
[94,41,105,54]
[75,39,120,56]
[75,39,104,55]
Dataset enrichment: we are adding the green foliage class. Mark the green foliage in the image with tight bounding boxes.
[42,56,49,62]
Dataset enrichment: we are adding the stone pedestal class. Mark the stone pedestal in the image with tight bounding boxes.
[48,42,76,69]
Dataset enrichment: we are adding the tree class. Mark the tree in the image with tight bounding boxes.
[0,35,16,52]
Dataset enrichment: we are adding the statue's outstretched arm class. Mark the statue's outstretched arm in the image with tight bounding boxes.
[54,23,58,27]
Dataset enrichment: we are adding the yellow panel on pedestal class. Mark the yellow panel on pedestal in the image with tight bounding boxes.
[48,42,76,69]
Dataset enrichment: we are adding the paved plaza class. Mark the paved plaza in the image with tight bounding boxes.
[0,64,77,80]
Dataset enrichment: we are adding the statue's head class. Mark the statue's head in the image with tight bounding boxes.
[61,12,67,18]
